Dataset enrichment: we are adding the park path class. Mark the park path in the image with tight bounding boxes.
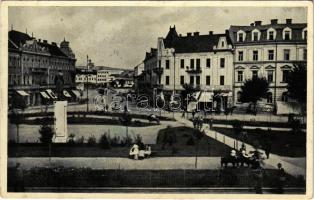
[174,116,306,177]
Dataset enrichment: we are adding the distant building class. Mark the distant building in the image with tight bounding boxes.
[75,69,97,84]
[229,19,307,105]
[133,62,144,93]
[8,29,76,106]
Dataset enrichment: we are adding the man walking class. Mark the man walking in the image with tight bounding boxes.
[276,163,286,194]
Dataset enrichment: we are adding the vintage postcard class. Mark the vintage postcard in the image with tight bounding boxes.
[0,1,313,199]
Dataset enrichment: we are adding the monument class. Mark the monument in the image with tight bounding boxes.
[54,101,68,143]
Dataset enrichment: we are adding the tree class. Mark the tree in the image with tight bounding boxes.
[119,111,132,145]
[9,94,27,143]
[287,63,307,114]
[54,74,65,100]
[180,84,199,108]
[240,77,269,114]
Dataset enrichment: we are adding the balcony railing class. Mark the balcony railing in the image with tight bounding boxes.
[186,68,202,74]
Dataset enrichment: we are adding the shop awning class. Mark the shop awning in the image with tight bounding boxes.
[63,90,72,98]
[276,102,301,115]
[16,90,29,96]
[198,92,213,102]
[72,90,81,98]
[46,89,57,99]
[187,101,198,112]
[40,91,50,99]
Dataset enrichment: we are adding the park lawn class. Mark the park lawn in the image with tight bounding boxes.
[213,127,306,157]
[9,126,231,157]
[8,167,305,189]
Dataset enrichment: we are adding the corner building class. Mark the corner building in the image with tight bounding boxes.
[144,26,234,111]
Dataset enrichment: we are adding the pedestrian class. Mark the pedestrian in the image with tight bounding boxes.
[209,118,213,130]
[181,108,186,118]
[276,163,286,194]
[199,116,204,130]
[192,109,196,119]
[264,141,271,159]
[193,118,197,129]
[13,163,24,192]
[252,167,263,194]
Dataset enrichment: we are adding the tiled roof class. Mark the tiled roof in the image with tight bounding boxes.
[164,33,232,53]
[38,42,68,57]
[229,23,307,43]
[9,30,32,46]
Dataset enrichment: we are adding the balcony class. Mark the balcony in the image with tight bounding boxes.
[153,67,164,75]
[186,67,202,74]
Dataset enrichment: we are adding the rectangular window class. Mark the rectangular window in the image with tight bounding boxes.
[165,76,170,85]
[158,60,161,68]
[220,76,224,85]
[269,31,274,40]
[253,32,258,41]
[190,59,194,69]
[196,76,200,85]
[267,70,274,82]
[238,33,243,42]
[252,70,258,79]
[282,70,289,82]
[284,49,290,61]
[237,71,243,82]
[268,50,274,60]
[304,30,307,40]
[253,50,258,61]
[284,31,290,40]
[196,59,200,70]
[180,59,184,69]
[206,76,211,85]
[180,76,184,85]
[190,76,194,85]
[165,60,170,69]
[304,49,307,60]
[206,58,211,68]
[238,51,243,61]
[220,58,225,68]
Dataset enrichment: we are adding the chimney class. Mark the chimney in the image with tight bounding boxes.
[43,40,47,43]
[250,23,254,26]
[187,32,192,37]
[194,32,199,36]
[209,31,213,35]
[271,19,278,25]
[255,21,262,26]
[225,29,229,35]
[286,19,292,24]
[51,42,57,46]
[38,39,41,42]
[179,34,182,37]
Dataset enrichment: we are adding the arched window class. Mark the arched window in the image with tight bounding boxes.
[267,28,276,40]
[251,29,261,41]
[302,28,307,40]
[282,92,289,102]
[267,92,273,103]
[237,91,242,103]
[237,30,246,42]
[283,27,292,40]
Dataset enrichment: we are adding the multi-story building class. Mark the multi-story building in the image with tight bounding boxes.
[75,69,97,84]
[229,19,307,106]
[144,26,234,110]
[8,29,76,106]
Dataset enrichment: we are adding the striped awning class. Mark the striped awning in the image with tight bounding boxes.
[16,90,29,96]
[40,91,50,99]
[46,89,57,99]
[63,90,71,98]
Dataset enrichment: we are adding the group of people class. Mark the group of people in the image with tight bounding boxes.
[129,143,152,160]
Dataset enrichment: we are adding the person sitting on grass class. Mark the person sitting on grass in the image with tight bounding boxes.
[129,144,139,160]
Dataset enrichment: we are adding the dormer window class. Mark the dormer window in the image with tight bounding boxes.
[267,28,276,40]
[251,29,260,41]
[302,28,307,40]
[283,27,292,40]
[237,30,246,42]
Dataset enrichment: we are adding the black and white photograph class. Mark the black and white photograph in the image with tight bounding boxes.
[0,1,312,198]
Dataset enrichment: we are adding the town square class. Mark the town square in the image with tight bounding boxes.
[1,3,311,196]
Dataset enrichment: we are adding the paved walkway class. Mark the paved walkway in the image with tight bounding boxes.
[175,116,306,177]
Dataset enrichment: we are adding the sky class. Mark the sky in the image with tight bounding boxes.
[9,6,307,69]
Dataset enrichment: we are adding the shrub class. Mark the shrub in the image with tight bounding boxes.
[109,135,120,147]
[38,120,54,144]
[99,133,111,149]
[67,134,76,144]
[87,135,97,146]
[76,136,85,144]
[186,136,195,146]
[121,135,133,147]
